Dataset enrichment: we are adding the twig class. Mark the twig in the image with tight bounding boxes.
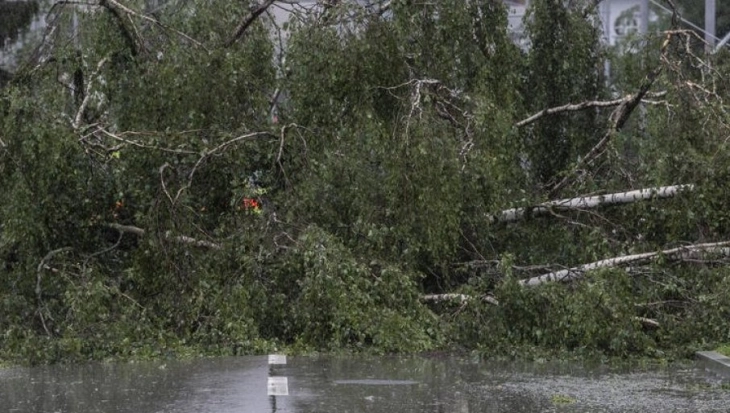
[36,247,73,337]
[36,247,73,294]
[159,163,175,205]
[83,230,123,270]
[174,131,274,203]
[93,127,198,154]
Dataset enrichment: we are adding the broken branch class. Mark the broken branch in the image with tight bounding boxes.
[516,92,668,128]
[548,24,678,197]
[107,223,222,249]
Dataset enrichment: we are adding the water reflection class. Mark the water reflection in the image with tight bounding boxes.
[1,355,729,413]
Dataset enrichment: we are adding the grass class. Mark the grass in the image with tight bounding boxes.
[716,344,730,357]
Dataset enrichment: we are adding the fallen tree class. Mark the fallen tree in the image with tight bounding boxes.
[488,184,694,224]
[520,241,730,287]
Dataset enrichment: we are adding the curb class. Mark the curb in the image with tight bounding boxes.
[696,351,730,380]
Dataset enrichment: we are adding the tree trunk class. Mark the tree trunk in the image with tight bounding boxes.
[489,184,694,223]
[521,241,730,287]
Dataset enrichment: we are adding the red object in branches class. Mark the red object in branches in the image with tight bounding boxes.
[242,198,260,210]
[112,200,124,220]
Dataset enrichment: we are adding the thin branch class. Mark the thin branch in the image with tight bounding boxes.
[93,127,198,155]
[275,124,290,187]
[36,247,73,337]
[159,163,175,205]
[107,223,222,250]
[104,0,207,51]
[635,300,687,308]
[174,131,274,203]
[517,97,627,128]
[515,92,667,128]
[37,247,74,291]
[83,230,123,270]
[224,0,277,48]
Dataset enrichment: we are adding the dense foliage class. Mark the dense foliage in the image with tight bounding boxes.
[1,0,729,364]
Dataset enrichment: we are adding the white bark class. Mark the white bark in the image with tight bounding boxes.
[423,293,469,302]
[422,293,499,306]
[634,316,660,329]
[521,241,730,287]
[166,232,223,250]
[72,56,109,130]
[489,184,694,224]
[515,92,667,128]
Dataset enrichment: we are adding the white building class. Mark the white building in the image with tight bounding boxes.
[505,0,728,50]
[503,0,660,47]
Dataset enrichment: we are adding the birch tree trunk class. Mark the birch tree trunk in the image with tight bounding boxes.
[422,294,499,305]
[521,241,730,287]
[489,184,694,224]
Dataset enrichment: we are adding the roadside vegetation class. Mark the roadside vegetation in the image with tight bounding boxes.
[716,345,730,357]
[1,0,730,365]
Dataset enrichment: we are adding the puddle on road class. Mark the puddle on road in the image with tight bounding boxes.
[1,355,728,413]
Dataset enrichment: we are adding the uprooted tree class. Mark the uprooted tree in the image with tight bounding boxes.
[2,0,730,363]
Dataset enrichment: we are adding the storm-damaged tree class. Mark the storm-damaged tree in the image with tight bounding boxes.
[2,0,730,363]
